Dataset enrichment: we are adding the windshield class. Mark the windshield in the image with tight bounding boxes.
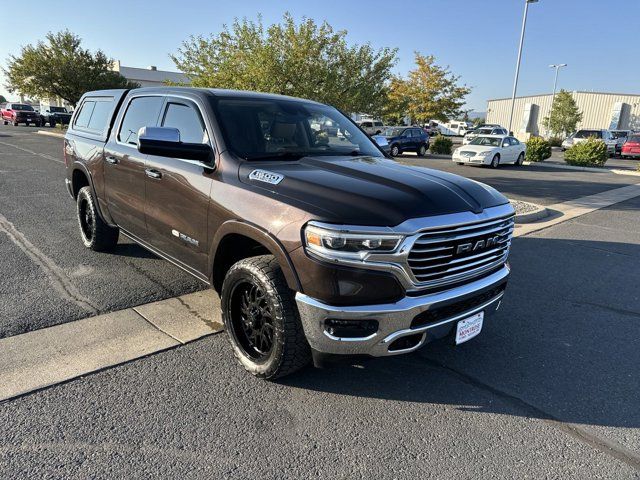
[575,130,602,139]
[49,106,67,113]
[470,136,501,147]
[213,97,384,160]
[610,131,628,139]
[384,127,405,137]
[11,104,34,111]
[475,128,493,135]
[628,135,640,143]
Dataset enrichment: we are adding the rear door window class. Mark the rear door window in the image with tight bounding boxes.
[118,96,164,145]
[161,102,208,144]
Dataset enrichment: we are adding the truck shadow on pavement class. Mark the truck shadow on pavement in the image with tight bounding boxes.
[282,236,640,430]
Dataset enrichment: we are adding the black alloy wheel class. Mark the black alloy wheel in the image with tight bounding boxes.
[229,282,276,361]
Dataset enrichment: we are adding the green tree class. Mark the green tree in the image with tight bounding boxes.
[472,117,486,127]
[384,53,470,124]
[4,30,139,107]
[0,95,6,103]
[171,13,397,115]
[544,90,583,137]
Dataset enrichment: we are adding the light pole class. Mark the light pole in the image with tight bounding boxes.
[547,63,567,137]
[508,0,539,134]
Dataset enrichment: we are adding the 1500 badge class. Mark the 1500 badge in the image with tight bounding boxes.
[249,169,284,185]
[171,229,199,246]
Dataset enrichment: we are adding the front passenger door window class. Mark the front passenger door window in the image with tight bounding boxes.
[161,102,208,144]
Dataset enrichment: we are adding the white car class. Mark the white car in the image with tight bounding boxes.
[462,126,508,145]
[357,119,385,135]
[452,135,526,168]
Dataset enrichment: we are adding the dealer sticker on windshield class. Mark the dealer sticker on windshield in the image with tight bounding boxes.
[455,311,484,345]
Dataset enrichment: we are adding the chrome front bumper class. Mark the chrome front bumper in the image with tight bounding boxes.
[296,264,509,356]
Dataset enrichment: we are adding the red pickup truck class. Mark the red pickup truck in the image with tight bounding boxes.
[1,102,42,126]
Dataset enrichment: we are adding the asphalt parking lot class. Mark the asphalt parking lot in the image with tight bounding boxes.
[1,126,639,478]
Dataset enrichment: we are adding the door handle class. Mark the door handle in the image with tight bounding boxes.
[145,168,162,179]
[105,156,118,165]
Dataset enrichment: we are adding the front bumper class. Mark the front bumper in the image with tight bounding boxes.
[296,264,509,356]
[452,153,490,165]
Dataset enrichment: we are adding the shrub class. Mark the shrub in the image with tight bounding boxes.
[525,137,552,162]
[564,138,607,167]
[430,135,453,155]
[548,136,563,147]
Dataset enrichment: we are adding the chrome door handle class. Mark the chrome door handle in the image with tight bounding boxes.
[145,168,162,179]
[105,156,118,164]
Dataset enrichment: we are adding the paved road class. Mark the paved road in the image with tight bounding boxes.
[398,153,639,206]
[0,126,203,338]
[1,126,639,339]
[1,198,639,478]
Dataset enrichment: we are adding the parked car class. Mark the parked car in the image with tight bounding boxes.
[40,105,73,127]
[1,102,42,126]
[463,126,508,145]
[610,130,633,157]
[561,132,575,151]
[621,133,640,159]
[383,126,430,156]
[453,135,526,168]
[572,129,615,155]
[64,87,514,379]
[357,119,385,135]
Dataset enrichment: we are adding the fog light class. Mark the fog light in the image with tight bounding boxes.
[324,319,378,339]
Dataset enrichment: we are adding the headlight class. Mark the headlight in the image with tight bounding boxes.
[304,224,403,260]
[477,151,492,156]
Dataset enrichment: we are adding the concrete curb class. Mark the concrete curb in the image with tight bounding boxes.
[2,183,640,402]
[36,130,65,139]
[511,201,549,224]
[514,182,640,238]
[524,160,640,177]
[0,290,222,402]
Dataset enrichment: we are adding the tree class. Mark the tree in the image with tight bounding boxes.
[171,13,397,115]
[0,95,6,103]
[4,30,139,107]
[472,117,486,127]
[544,89,582,137]
[384,53,470,124]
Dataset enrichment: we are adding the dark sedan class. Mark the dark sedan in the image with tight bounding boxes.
[383,126,430,157]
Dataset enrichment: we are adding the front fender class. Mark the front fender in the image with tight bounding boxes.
[208,220,302,292]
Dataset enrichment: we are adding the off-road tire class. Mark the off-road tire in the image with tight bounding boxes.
[76,186,119,251]
[221,255,311,379]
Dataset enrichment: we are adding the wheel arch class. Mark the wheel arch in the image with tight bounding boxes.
[209,221,302,294]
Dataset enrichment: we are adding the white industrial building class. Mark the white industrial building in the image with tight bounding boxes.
[486,91,640,139]
[110,60,189,87]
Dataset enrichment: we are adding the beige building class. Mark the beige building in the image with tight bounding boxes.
[111,60,189,87]
[486,91,640,140]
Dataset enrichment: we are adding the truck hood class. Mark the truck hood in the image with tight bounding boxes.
[239,155,508,226]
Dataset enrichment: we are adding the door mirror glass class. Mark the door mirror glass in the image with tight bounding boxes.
[137,126,213,163]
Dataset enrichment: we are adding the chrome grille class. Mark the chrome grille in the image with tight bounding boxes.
[407,214,514,287]
[460,151,476,157]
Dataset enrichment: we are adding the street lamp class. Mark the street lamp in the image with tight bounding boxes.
[547,63,567,137]
[507,0,539,134]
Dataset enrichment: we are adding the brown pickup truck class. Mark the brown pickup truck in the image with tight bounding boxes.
[64,87,514,379]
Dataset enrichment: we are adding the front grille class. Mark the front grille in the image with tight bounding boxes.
[407,214,514,288]
[460,151,476,157]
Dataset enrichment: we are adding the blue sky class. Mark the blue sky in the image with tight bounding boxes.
[1,0,638,111]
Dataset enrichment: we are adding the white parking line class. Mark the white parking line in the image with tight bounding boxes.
[0,140,64,164]
[0,213,98,314]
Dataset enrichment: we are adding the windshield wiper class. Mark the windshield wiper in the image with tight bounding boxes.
[244,152,306,161]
